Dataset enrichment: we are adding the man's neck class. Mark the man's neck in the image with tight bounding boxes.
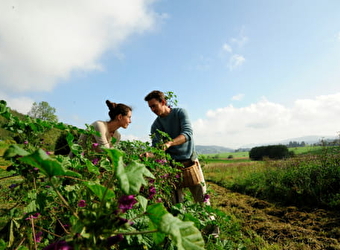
[160,106,171,117]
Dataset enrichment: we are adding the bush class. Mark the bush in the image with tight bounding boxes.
[249,145,290,160]
[54,129,79,155]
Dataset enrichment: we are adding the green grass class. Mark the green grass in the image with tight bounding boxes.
[289,145,324,155]
[202,151,249,159]
[202,145,329,162]
[205,145,340,208]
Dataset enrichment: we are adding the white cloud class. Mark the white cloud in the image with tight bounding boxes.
[231,93,244,101]
[0,0,159,93]
[222,43,232,53]
[193,93,340,148]
[230,27,248,48]
[0,91,34,114]
[228,54,245,70]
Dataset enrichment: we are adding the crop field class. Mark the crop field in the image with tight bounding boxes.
[1,125,340,250]
[203,146,340,249]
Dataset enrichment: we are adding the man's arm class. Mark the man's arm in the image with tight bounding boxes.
[164,134,186,149]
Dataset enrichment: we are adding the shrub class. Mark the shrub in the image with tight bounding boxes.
[54,129,79,155]
[249,145,290,160]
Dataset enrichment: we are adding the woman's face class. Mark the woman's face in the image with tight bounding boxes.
[119,110,132,129]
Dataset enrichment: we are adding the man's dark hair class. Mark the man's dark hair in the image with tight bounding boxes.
[144,90,166,103]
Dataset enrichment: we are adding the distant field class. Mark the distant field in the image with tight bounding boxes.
[202,151,249,159]
[201,145,326,162]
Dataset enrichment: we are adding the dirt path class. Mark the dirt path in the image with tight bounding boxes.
[209,182,340,249]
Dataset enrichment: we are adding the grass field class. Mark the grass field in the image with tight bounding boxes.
[201,145,325,161]
[203,145,340,249]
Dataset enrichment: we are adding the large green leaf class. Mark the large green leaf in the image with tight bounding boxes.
[147,203,205,250]
[19,149,81,178]
[105,148,124,172]
[106,148,154,194]
[3,144,30,158]
[136,195,148,212]
[117,160,155,195]
[84,158,100,175]
[83,181,115,201]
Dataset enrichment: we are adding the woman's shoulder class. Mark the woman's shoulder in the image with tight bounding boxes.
[91,120,107,129]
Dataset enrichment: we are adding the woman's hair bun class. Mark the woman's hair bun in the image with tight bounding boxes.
[106,100,117,110]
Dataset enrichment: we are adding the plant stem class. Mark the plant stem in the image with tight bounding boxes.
[30,219,37,250]
[50,178,79,219]
[104,229,158,236]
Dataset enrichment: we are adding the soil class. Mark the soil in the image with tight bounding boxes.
[209,182,340,250]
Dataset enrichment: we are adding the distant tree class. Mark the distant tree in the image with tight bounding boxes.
[249,145,290,161]
[28,101,58,123]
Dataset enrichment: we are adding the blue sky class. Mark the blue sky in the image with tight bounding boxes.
[1,0,340,148]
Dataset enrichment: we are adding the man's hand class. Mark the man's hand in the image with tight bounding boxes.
[140,152,155,158]
[163,142,172,150]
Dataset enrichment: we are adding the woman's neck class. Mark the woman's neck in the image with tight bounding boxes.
[107,120,119,134]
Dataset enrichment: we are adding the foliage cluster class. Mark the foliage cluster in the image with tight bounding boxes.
[249,145,292,161]
[0,100,224,250]
[0,103,61,152]
[27,101,58,123]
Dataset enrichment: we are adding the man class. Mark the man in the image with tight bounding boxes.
[144,90,209,205]
[144,90,220,237]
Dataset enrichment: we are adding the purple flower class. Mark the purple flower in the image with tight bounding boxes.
[45,151,51,155]
[118,195,137,213]
[9,183,18,189]
[148,186,156,199]
[35,231,43,242]
[92,158,99,165]
[78,200,86,207]
[148,178,155,184]
[92,143,99,147]
[203,194,210,203]
[43,240,73,250]
[155,159,167,164]
[25,213,40,220]
[23,140,28,145]
[160,173,169,178]
[107,234,124,247]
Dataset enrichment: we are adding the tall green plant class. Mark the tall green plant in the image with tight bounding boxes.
[0,100,217,250]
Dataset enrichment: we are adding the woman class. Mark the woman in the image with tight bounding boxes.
[78,100,132,153]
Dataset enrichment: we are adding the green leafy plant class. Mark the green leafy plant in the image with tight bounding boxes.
[0,100,222,250]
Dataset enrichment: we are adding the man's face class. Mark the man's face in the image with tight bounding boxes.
[147,98,166,116]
